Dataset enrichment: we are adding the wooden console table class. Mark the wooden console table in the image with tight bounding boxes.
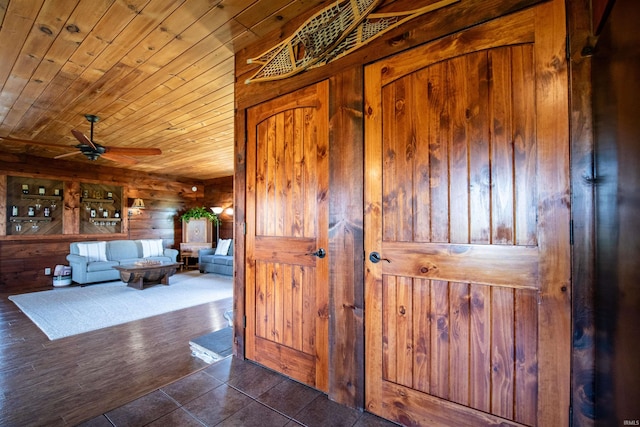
[179,242,211,270]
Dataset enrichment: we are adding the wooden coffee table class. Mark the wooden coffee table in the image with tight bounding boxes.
[113,262,181,290]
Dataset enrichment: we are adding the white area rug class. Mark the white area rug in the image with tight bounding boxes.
[8,271,233,340]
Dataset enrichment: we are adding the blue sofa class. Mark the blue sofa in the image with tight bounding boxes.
[66,239,178,285]
[199,239,233,276]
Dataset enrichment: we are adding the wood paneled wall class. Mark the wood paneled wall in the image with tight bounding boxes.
[567,0,597,425]
[591,0,640,423]
[0,151,210,293]
[203,176,234,241]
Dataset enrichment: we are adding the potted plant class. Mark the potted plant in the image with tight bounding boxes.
[180,206,219,224]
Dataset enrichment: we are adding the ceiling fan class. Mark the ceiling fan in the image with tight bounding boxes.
[56,114,162,165]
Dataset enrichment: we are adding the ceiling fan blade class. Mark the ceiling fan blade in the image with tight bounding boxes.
[104,146,162,156]
[71,129,97,150]
[100,152,139,165]
[54,151,83,159]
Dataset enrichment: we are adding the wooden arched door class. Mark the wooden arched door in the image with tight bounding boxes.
[364,1,570,425]
[245,81,329,392]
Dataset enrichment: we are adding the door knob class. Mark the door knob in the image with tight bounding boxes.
[369,252,390,263]
[307,248,326,258]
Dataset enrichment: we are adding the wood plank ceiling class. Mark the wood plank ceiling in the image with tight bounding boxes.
[0,0,326,180]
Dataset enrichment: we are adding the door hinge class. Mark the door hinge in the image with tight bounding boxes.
[566,35,571,60]
[243,222,247,235]
[570,219,574,245]
[243,315,247,328]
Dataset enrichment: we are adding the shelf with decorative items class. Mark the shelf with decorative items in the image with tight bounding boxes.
[80,184,123,234]
[89,218,122,225]
[22,194,63,201]
[81,198,115,204]
[9,217,53,222]
[6,176,63,235]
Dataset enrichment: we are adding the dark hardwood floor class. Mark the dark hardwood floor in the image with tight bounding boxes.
[0,276,233,426]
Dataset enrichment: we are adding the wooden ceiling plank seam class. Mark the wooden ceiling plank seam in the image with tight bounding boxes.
[234,0,293,29]
[119,0,235,71]
[21,0,242,146]
[87,40,231,127]
[6,0,148,139]
[118,1,221,70]
[242,0,326,38]
[118,56,233,120]
[11,0,144,134]
[53,0,184,126]
[0,0,79,126]
[95,57,234,142]
[107,87,234,144]
[31,0,180,138]
[98,46,233,132]
[62,0,240,129]
[45,7,238,140]
[129,106,235,146]
[33,63,138,139]
[0,0,10,26]
[107,93,234,145]
[135,123,234,152]
[0,0,46,122]
[119,112,234,150]
[142,116,234,148]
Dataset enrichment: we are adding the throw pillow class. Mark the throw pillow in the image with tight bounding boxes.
[140,239,164,257]
[215,239,231,256]
[77,242,107,262]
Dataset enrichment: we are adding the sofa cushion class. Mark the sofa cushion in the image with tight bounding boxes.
[139,239,164,257]
[106,240,139,261]
[200,255,217,264]
[86,261,119,272]
[77,242,108,262]
[213,255,233,266]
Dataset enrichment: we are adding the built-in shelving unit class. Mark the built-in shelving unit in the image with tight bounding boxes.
[80,184,123,234]
[6,177,63,235]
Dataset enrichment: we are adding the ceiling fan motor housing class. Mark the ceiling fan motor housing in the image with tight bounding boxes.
[78,143,105,160]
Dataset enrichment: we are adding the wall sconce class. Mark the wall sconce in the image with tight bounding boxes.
[128,198,145,216]
[211,206,223,215]
[224,207,234,216]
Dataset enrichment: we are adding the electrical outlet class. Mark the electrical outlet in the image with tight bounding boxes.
[44,267,51,275]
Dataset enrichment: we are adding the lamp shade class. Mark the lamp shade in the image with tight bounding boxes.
[211,206,223,214]
[131,198,145,209]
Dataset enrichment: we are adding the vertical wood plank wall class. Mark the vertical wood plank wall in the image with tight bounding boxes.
[328,69,365,406]
[591,0,640,423]
[567,0,596,426]
[0,153,229,292]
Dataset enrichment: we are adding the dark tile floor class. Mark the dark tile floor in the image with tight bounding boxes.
[77,356,399,427]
